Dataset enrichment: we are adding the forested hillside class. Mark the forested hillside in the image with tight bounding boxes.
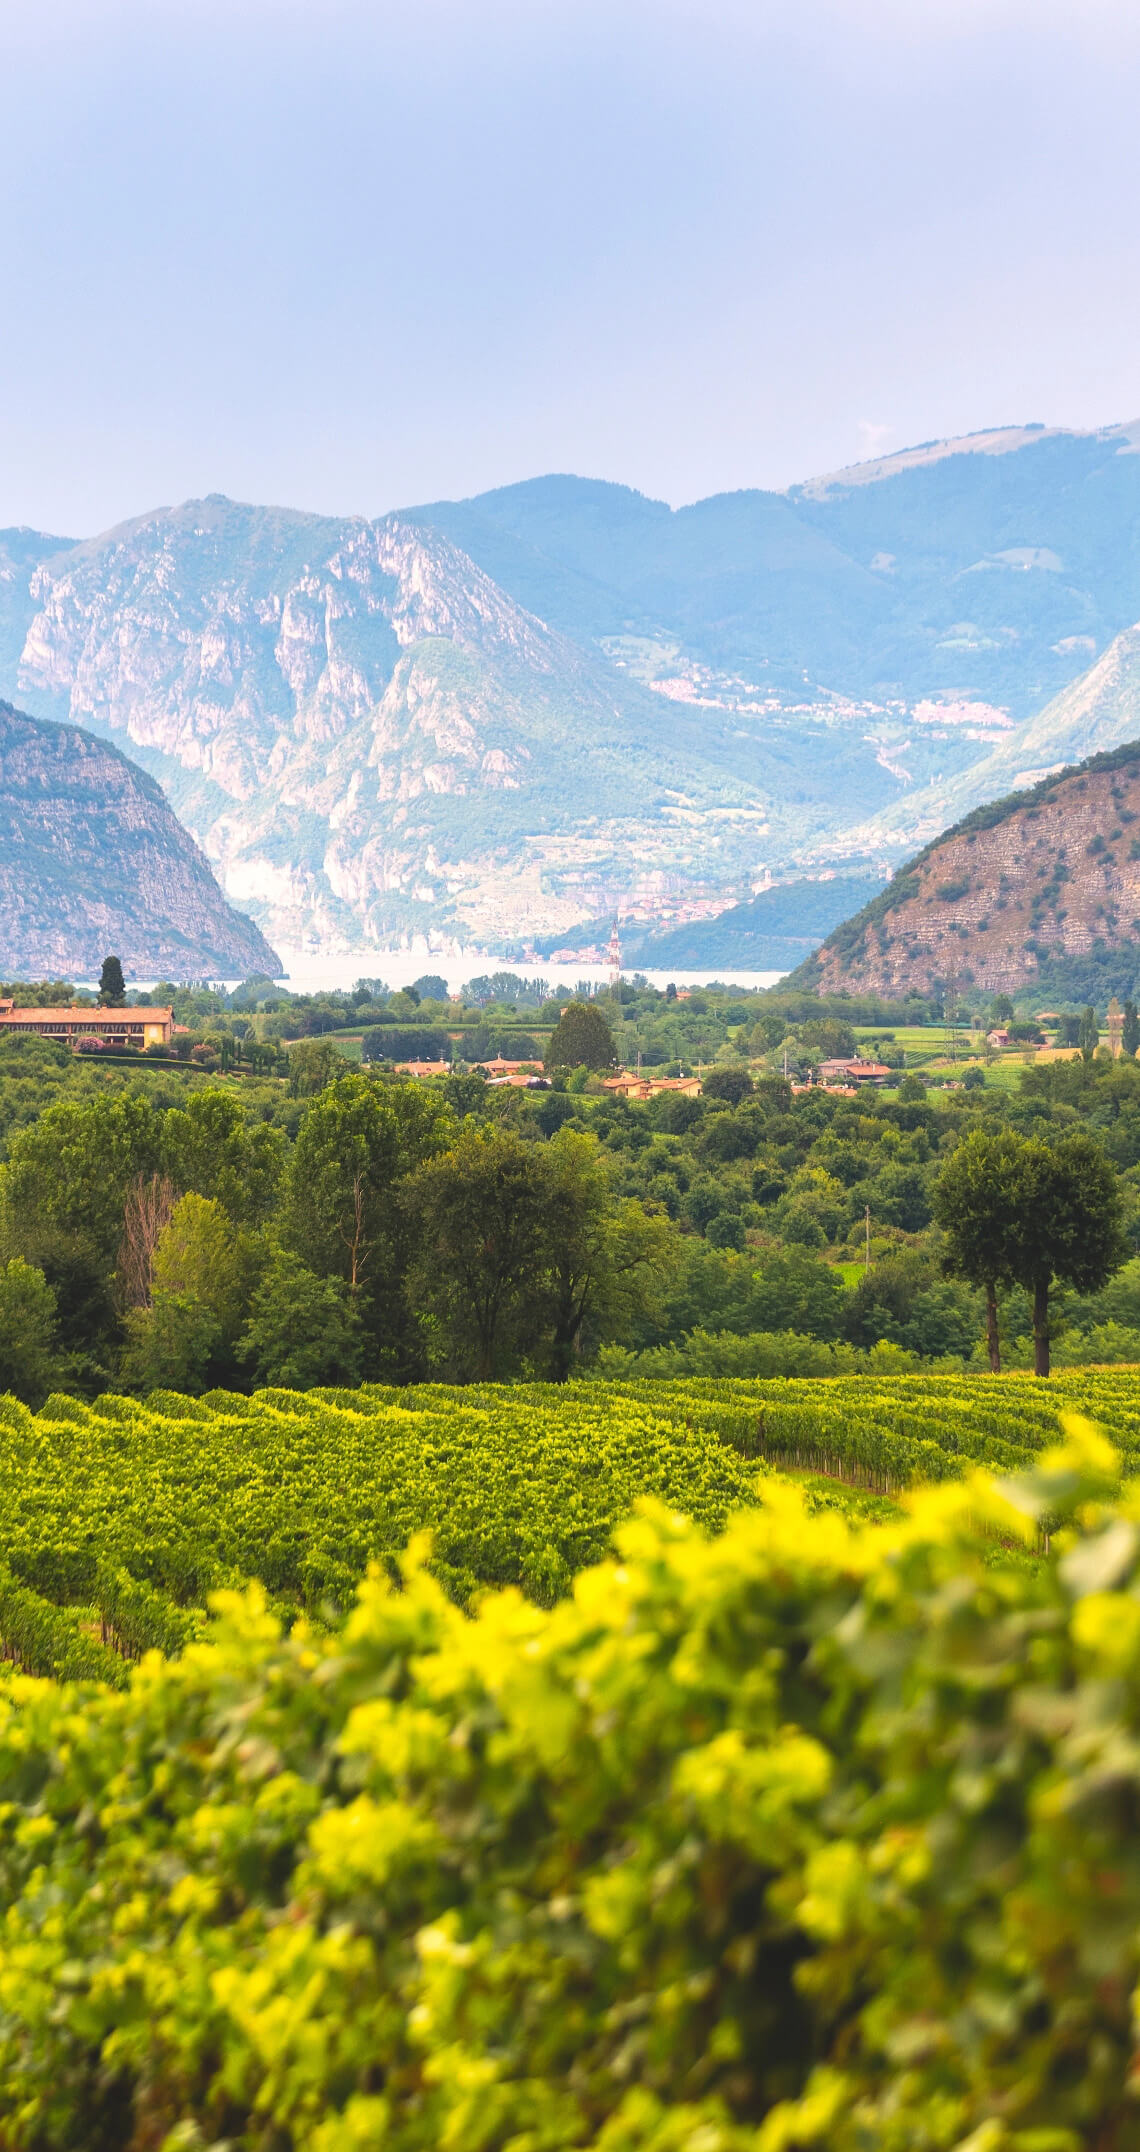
[4,964,1140,1398]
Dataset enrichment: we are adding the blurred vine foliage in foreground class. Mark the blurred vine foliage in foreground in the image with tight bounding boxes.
[3,1421,1140,2149]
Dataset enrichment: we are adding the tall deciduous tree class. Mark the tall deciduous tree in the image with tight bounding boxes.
[1014,1132,1128,1375]
[933,1126,1033,1372]
[0,1259,62,1405]
[539,1128,677,1379]
[116,1174,177,1310]
[238,1250,362,1390]
[544,1001,616,1072]
[282,1074,452,1372]
[1078,1005,1100,1060]
[0,1093,162,1348]
[935,1125,1127,1375]
[160,1089,285,1224]
[403,1127,549,1379]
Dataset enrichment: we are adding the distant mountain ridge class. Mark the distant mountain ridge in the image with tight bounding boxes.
[627,875,887,972]
[6,418,1140,950]
[0,701,280,978]
[816,622,1140,861]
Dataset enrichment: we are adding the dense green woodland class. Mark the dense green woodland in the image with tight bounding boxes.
[6,973,1140,1395]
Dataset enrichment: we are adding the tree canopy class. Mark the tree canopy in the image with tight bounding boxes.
[97,955,126,1007]
[544,1001,616,1071]
[935,1124,1127,1373]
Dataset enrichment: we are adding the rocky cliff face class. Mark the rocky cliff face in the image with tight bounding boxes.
[805,743,1140,997]
[0,701,280,979]
[10,497,786,950]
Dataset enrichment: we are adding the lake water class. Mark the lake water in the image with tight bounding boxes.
[265,944,788,997]
[95,945,787,999]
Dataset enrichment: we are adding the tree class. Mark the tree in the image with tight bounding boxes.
[120,1192,255,1393]
[403,1127,550,1379]
[116,1174,177,1310]
[283,1078,401,1297]
[538,1129,677,1379]
[747,1249,846,1339]
[1123,1000,1140,1059]
[544,1001,616,1072]
[1079,1004,1100,1060]
[0,1093,162,1350]
[702,1067,754,1106]
[238,1251,362,1389]
[150,1193,249,1332]
[122,1291,222,1395]
[0,1259,62,1404]
[989,994,1015,1024]
[799,1018,857,1060]
[98,956,126,1007]
[934,1125,1128,1375]
[282,1074,453,1373]
[159,1089,285,1224]
[933,1126,1041,1372]
[288,1039,350,1096]
[1013,1132,1128,1375]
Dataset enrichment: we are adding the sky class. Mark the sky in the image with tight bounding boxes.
[3,0,1140,534]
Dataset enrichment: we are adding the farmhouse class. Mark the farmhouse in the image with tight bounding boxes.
[816,1057,891,1087]
[0,1000,173,1048]
[603,1072,653,1099]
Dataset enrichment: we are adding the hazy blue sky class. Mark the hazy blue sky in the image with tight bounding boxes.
[3,0,1140,533]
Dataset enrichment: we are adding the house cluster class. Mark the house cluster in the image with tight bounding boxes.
[394,1056,549,1088]
[602,1071,703,1100]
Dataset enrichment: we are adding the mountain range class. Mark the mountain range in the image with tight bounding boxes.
[6,418,1140,954]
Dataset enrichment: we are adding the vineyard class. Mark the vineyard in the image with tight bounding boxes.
[1,1369,1140,1684]
[0,1415,1138,2148]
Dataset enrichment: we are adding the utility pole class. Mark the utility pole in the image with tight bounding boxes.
[865,1204,871,1274]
